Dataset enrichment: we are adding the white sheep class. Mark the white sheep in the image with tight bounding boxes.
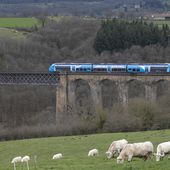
[52,153,63,160]
[21,156,30,170]
[11,156,22,170]
[117,141,153,164]
[106,139,128,159]
[88,149,99,156]
[154,142,170,161]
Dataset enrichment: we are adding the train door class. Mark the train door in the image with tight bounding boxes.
[107,65,112,72]
[71,65,76,72]
[127,65,138,73]
[86,66,92,72]
[145,66,148,73]
[168,64,170,72]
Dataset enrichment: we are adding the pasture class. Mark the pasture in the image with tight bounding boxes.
[0,17,38,28]
[0,28,25,39]
[1,129,170,170]
[148,20,170,27]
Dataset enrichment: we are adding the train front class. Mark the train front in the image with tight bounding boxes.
[49,63,56,72]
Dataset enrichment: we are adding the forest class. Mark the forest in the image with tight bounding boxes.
[94,20,170,53]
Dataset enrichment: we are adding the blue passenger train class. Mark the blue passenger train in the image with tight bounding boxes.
[49,63,170,74]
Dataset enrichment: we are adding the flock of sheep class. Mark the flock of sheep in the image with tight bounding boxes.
[11,139,170,170]
[11,153,65,170]
[11,156,30,170]
[88,139,170,164]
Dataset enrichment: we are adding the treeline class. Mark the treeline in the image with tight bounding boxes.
[0,0,116,17]
[94,20,170,53]
[0,0,103,3]
[144,0,165,9]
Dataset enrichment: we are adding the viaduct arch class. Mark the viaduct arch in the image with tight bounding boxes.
[56,74,170,123]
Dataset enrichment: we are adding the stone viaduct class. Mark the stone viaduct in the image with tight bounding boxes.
[56,73,170,123]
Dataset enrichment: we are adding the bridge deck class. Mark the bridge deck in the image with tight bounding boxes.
[0,72,170,85]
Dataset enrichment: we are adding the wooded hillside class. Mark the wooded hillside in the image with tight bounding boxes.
[0,17,170,140]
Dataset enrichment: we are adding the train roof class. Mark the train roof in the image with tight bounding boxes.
[51,63,170,65]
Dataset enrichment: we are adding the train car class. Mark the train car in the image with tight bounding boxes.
[49,63,128,73]
[49,63,92,72]
[49,63,170,74]
[148,64,169,73]
[127,63,170,74]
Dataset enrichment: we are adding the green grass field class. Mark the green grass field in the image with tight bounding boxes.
[151,20,170,27]
[0,17,39,39]
[0,28,26,39]
[1,129,170,170]
[0,17,38,28]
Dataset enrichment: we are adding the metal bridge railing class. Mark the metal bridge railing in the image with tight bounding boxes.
[0,72,59,85]
[0,71,169,86]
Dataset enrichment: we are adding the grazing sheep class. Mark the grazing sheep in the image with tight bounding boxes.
[52,153,63,159]
[11,156,22,164]
[11,156,22,170]
[21,156,30,170]
[88,149,99,156]
[105,139,128,159]
[154,141,170,161]
[117,141,153,164]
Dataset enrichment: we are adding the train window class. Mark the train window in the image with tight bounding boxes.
[137,68,140,72]
[151,67,167,72]
[93,68,107,71]
[61,66,69,71]
[132,69,136,71]
[112,68,126,72]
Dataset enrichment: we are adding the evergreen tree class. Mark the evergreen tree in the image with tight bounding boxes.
[94,19,170,53]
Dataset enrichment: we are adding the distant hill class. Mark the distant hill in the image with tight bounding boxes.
[0,0,104,3]
[0,0,164,17]
[0,0,141,4]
